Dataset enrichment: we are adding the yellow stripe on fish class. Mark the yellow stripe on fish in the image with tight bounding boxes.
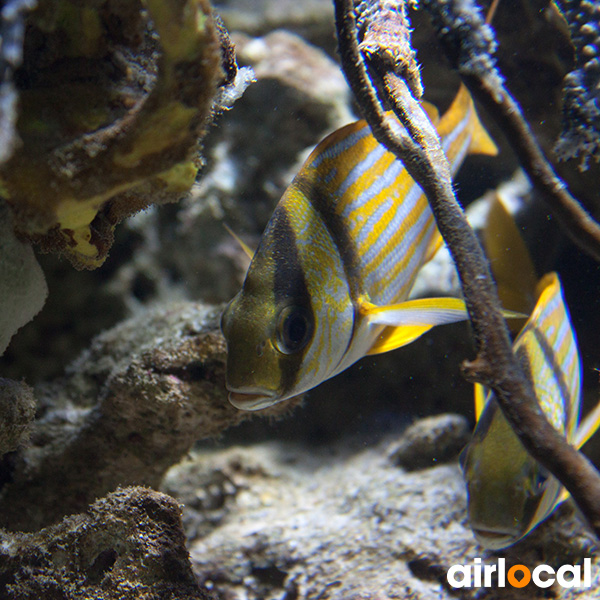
[460,198,600,549]
[221,85,498,410]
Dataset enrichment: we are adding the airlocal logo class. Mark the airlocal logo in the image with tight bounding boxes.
[447,558,592,589]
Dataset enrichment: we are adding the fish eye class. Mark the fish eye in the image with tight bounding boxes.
[274,305,313,355]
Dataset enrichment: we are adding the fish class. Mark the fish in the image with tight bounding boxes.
[221,85,499,410]
[460,199,600,549]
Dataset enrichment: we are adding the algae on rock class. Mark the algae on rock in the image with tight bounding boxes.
[1,0,225,269]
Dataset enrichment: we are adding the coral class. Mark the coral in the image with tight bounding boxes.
[554,0,600,169]
[0,301,298,532]
[0,486,214,600]
[0,0,225,269]
[0,201,48,356]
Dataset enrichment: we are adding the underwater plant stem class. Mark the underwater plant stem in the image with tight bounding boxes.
[420,0,600,262]
[334,0,600,540]
[463,73,600,262]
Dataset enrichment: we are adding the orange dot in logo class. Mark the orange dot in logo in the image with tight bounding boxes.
[507,565,531,588]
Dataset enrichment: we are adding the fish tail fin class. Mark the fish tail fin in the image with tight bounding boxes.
[466,91,498,156]
[445,84,498,157]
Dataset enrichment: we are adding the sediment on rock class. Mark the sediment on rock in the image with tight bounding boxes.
[0,486,215,600]
[0,301,298,532]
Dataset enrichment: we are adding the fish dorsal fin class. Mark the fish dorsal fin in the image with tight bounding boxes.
[223,223,255,260]
[483,194,538,315]
[439,85,498,157]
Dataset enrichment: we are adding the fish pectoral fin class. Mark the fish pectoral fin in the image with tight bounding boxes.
[362,296,526,356]
[363,297,470,355]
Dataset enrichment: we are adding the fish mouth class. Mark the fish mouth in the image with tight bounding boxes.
[472,528,518,550]
[227,388,279,411]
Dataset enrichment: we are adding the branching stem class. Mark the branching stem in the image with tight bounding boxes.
[333,0,600,539]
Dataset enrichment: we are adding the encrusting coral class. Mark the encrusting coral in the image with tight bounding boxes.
[554,0,600,169]
[0,0,226,269]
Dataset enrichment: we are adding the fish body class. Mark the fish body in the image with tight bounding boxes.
[460,271,600,549]
[221,86,498,410]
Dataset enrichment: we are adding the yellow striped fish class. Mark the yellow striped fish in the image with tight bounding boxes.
[460,201,600,548]
[221,86,498,410]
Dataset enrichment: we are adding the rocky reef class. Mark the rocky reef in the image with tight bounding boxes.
[1,0,599,599]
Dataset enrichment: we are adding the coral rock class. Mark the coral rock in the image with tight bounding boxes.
[1,0,224,269]
[0,486,215,600]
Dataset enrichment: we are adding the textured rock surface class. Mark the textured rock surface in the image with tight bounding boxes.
[0,486,214,600]
[178,436,599,600]
[0,302,297,532]
[388,413,471,471]
[0,378,36,456]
